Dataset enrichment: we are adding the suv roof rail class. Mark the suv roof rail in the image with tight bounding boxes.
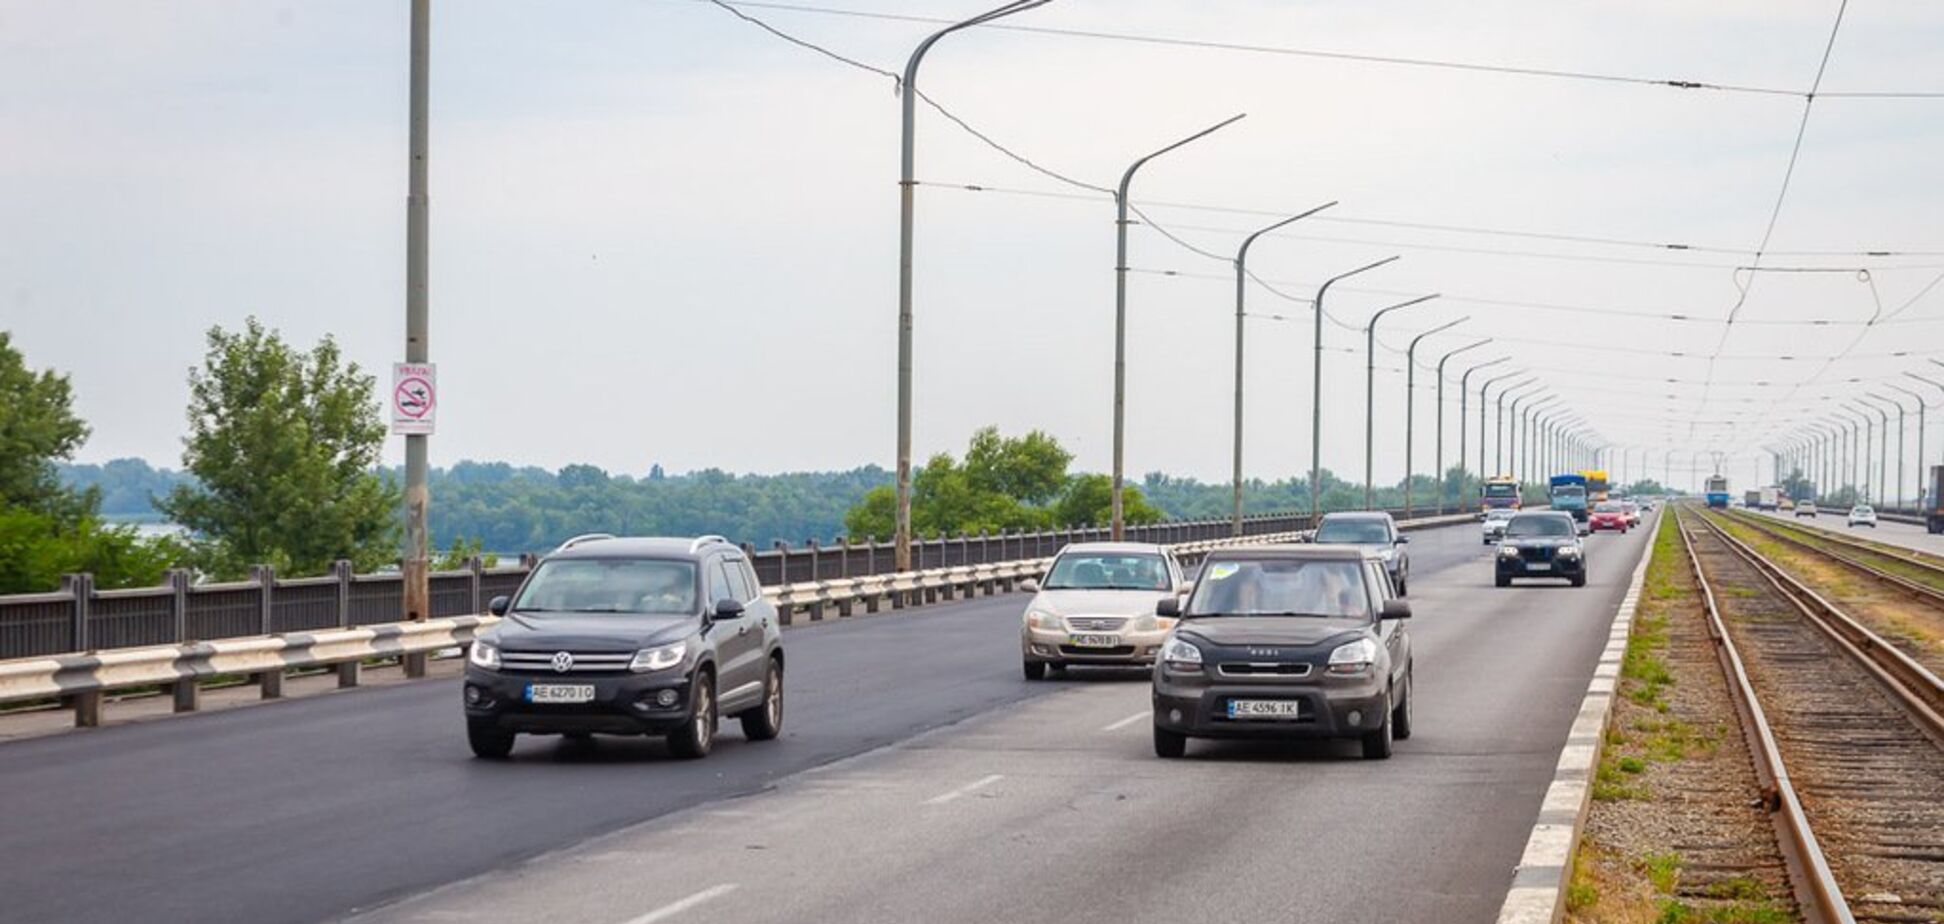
[556,533,617,552]
[689,534,731,553]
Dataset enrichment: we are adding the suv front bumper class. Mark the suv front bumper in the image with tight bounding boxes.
[1495,555,1586,581]
[1152,668,1387,740]
[463,666,695,736]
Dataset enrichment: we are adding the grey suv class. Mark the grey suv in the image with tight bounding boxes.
[463,535,784,759]
[1152,545,1414,760]
[1312,511,1410,595]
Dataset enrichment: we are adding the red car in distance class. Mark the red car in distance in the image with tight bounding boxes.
[1588,502,1629,533]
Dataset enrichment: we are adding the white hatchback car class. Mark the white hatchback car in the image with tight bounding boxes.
[1848,505,1877,528]
[1019,542,1189,679]
[1481,508,1516,545]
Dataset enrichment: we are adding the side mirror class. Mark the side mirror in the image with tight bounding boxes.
[1156,597,1181,618]
[487,595,511,617]
[1380,599,1412,620]
[712,598,745,621]
[1394,535,1410,544]
[1174,581,1194,596]
[1019,578,1039,594]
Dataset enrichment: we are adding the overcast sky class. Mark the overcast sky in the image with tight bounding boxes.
[4,1,1941,494]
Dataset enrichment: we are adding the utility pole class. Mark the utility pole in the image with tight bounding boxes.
[1113,113,1246,540]
[894,0,1050,571]
[401,0,431,680]
[1309,256,1398,524]
[1432,340,1490,514]
[1230,203,1334,536]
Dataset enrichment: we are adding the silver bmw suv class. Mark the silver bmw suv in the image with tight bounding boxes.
[1019,542,1189,679]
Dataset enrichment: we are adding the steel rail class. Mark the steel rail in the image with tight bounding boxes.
[1691,510,1944,741]
[1670,506,1852,924]
[1720,510,1944,610]
[1740,510,1943,569]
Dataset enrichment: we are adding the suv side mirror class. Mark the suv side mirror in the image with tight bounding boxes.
[712,598,745,621]
[1156,597,1181,618]
[1019,578,1039,594]
[1380,599,1412,620]
[488,595,511,616]
[1394,535,1409,544]
[1174,580,1194,596]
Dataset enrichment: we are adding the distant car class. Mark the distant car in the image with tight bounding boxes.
[463,536,784,760]
[1496,512,1588,588]
[1151,545,1413,761]
[1795,501,1818,518]
[1019,542,1188,680]
[1848,505,1877,528]
[1312,511,1411,595]
[1618,501,1641,527]
[1481,507,1517,545]
[1778,498,1794,511]
[1588,502,1629,533]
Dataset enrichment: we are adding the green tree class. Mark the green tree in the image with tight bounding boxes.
[159,318,398,579]
[0,332,91,516]
[963,426,1072,505]
[1052,474,1161,527]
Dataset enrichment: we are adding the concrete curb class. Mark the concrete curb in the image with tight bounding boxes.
[1493,511,1658,924]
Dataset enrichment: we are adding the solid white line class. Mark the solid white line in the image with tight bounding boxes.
[619,884,739,924]
[924,774,1003,806]
[1102,710,1150,732]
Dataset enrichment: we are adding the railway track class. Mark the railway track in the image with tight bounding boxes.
[1672,505,1944,924]
[1725,509,1944,595]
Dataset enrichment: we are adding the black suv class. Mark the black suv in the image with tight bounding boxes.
[1152,546,1414,760]
[463,535,784,759]
[1494,512,1587,587]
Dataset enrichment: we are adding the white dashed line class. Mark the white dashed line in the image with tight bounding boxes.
[1102,710,1150,732]
[923,774,1004,806]
[619,884,739,924]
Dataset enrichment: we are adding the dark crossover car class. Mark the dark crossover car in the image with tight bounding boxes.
[1494,512,1587,588]
[463,535,784,759]
[1151,546,1414,760]
[1311,511,1411,595]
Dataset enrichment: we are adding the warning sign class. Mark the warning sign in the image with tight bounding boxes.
[391,362,437,436]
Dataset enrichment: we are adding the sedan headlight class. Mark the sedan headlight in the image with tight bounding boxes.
[468,641,500,669]
[1025,610,1063,630]
[1327,637,1378,674]
[1498,544,1521,558]
[1128,613,1158,633]
[629,641,687,673]
[1161,636,1203,668]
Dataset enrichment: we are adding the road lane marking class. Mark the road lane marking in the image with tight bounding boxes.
[1102,710,1150,732]
[923,774,1003,806]
[620,884,739,924]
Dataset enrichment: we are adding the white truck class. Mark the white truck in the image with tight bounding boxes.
[1757,486,1780,511]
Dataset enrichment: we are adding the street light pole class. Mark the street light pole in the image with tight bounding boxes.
[1878,389,1918,510]
[1861,395,1897,508]
[1363,294,1439,509]
[1112,113,1247,540]
[1487,376,1536,477]
[1458,358,1510,508]
[1230,202,1335,536]
[1905,373,1944,489]
[1401,319,1468,517]
[1522,397,1559,484]
[1309,256,1400,524]
[1433,340,1490,514]
[401,0,431,670]
[1504,386,1545,481]
[894,0,1052,571]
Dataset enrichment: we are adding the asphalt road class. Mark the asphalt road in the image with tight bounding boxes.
[1751,506,1944,556]
[0,520,1651,924]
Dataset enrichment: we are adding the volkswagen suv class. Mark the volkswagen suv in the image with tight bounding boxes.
[1151,545,1413,760]
[462,535,784,760]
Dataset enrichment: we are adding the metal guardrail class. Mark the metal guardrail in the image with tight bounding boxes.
[0,506,1471,660]
[0,512,1477,728]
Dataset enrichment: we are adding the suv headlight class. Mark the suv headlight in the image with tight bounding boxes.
[1025,610,1063,630]
[1498,544,1521,558]
[1557,545,1582,559]
[629,641,687,673]
[468,641,500,670]
[1327,637,1378,674]
[1161,636,1203,669]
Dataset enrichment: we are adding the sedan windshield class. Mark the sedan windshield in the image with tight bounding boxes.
[1506,516,1575,538]
[1313,520,1391,544]
[1186,559,1370,618]
[1594,502,1623,512]
[512,559,698,614]
[1043,553,1170,590]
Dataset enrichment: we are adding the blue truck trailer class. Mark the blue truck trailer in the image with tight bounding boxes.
[1549,474,1589,521]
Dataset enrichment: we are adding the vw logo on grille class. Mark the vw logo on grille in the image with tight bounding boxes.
[550,651,574,673]
[1247,648,1278,658]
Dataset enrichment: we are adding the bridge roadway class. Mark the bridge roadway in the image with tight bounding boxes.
[0,519,1653,924]
[1753,506,1944,556]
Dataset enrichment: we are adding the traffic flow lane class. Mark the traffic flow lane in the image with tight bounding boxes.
[0,588,1065,924]
[347,520,1656,924]
[1754,506,1944,556]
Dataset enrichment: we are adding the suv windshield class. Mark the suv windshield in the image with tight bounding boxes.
[1506,515,1575,538]
[512,559,698,614]
[1186,559,1370,618]
[1043,552,1169,590]
[1313,520,1392,544]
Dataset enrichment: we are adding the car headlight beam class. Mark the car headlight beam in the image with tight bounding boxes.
[1161,636,1203,669]
[1327,637,1378,674]
[629,641,687,673]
